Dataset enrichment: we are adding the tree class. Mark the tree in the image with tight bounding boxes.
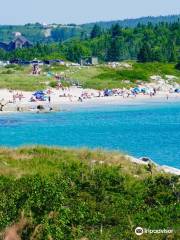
[65,41,90,62]
[90,24,102,39]
[175,62,180,70]
[0,49,6,60]
[137,42,152,62]
[107,38,121,61]
[152,47,164,62]
[111,24,122,38]
[168,42,177,62]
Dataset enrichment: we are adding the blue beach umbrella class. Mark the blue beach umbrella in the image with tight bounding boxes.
[175,89,180,93]
[33,91,45,96]
[132,87,141,94]
[104,89,113,96]
[33,91,46,100]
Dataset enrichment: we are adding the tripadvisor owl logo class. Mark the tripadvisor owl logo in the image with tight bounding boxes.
[135,227,144,236]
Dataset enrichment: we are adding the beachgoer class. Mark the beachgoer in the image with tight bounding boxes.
[0,103,4,111]
[78,97,83,102]
[13,94,16,103]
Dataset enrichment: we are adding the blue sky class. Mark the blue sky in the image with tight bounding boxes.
[0,0,180,24]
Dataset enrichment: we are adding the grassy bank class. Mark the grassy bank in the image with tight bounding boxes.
[67,62,180,90]
[0,65,46,91]
[0,62,179,91]
[0,147,179,239]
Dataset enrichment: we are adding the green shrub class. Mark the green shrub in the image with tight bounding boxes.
[0,147,179,239]
[1,69,14,74]
[49,81,57,88]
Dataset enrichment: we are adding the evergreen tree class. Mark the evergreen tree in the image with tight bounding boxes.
[0,21,180,63]
[152,47,164,62]
[137,43,152,62]
[107,38,121,61]
[111,24,122,37]
[90,24,102,39]
[168,42,177,62]
[175,62,180,70]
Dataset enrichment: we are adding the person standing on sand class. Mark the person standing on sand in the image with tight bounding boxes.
[47,95,53,111]
[0,103,4,111]
[166,94,169,100]
[13,94,16,103]
[0,99,8,111]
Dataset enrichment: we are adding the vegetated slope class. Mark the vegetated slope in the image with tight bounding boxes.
[0,14,180,44]
[0,64,68,91]
[82,14,180,30]
[0,62,179,91]
[67,62,180,89]
[0,147,179,240]
[1,20,180,64]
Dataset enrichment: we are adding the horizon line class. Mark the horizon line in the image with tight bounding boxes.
[0,13,180,26]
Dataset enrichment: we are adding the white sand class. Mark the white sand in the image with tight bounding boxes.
[0,87,180,113]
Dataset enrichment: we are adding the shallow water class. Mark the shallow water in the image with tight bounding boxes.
[0,102,180,168]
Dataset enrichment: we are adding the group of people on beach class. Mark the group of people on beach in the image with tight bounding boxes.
[0,82,179,113]
[29,84,177,105]
[12,92,24,103]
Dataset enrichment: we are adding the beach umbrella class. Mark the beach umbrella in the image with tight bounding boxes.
[141,88,150,94]
[33,91,46,100]
[175,89,180,93]
[104,89,113,96]
[132,87,141,93]
[33,91,45,96]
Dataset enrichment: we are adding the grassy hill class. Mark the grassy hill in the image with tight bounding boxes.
[0,64,68,91]
[67,62,180,90]
[0,62,179,91]
[0,146,179,239]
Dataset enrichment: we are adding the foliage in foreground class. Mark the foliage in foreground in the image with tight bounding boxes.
[0,147,179,240]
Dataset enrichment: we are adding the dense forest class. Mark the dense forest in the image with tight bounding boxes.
[0,14,180,43]
[82,14,180,30]
[0,20,180,63]
[68,21,180,63]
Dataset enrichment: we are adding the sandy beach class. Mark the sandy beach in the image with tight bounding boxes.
[1,87,179,176]
[0,87,180,113]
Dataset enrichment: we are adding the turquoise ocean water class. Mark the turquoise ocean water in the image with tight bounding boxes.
[0,102,180,168]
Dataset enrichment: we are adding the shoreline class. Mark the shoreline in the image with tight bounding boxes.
[0,87,180,113]
[0,88,180,175]
[128,156,180,176]
[0,142,179,175]
[59,95,180,111]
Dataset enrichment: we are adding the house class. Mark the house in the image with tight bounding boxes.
[80,57,98,66]
[91,57,98,65]
[0,35,32,52]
